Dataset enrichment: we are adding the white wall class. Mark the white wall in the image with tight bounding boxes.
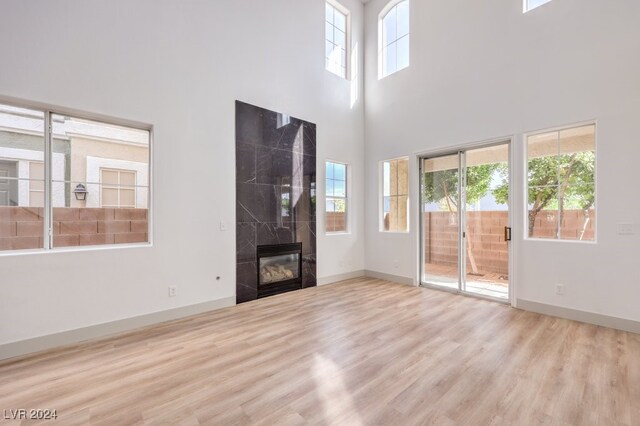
[0,0,365,345]
[364,0,640,321]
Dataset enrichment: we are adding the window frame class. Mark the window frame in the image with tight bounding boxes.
[325,0,351,80]
[325,160,350,235]
[0,97,153,255]
[379,156,410,233]
[524,121,597,243]
[378,0,410,79]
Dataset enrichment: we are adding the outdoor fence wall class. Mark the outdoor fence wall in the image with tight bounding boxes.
[424,209,595,276]
[326,211,346,233]
[0,207,148,250]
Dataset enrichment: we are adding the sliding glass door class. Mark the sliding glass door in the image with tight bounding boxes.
[420,142,511,300]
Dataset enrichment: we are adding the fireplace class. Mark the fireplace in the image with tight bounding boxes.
[257,243,303,298]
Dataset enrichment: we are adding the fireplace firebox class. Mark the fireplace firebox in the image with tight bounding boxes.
[257,243,303,298]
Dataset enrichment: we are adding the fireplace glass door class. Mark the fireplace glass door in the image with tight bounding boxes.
[259,253,301,285]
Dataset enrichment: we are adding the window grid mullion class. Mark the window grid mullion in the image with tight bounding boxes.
[44,111,53,250]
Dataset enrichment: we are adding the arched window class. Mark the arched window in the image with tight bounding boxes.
[379,0,410,79]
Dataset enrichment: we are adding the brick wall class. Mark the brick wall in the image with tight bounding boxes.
[425,209,595,275]
[0,207,148,251]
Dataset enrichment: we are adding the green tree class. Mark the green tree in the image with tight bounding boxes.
[493,152,594,238]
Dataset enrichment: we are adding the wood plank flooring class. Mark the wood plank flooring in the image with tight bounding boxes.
[1,277,639,425]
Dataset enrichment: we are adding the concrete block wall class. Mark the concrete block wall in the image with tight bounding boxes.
[0,207,148,250]
[425,209,595,275]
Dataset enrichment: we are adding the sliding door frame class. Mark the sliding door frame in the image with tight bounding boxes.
[417,137,515,305]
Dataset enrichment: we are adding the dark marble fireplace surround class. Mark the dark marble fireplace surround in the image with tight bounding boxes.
[235,101,317,304]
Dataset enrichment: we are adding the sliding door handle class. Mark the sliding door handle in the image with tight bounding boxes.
[504,226,512,242]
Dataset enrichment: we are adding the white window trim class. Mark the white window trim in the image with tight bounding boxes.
[379,156,410,233]
[325,0,352,80]
[325,159,350,235]
[378,0,410,80]
[523,120,597,243]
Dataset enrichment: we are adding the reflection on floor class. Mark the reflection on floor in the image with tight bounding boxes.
[423,263,508,299]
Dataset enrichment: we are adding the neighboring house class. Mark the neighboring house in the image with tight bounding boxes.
[0,105,149,209]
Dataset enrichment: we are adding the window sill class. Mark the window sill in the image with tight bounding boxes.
[0,242,153,257]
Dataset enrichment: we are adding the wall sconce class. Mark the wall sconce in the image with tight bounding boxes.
[73,184,88,201]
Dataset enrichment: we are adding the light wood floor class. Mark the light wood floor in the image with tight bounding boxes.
[1,278,639,425]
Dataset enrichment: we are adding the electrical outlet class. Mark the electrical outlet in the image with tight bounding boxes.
[168,286,177,297]
[555,284,565,296]
[220,221,228,231]
[618,223,634,235]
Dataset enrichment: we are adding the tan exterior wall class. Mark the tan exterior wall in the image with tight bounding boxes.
[69,137,149,207]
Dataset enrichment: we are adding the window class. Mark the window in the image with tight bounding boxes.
[101,169,136,208]
[381,157,409,232]
[524,0,552,12]
[29,162,45,207]
[0,101,151,253]
[379,0,410,79]
[325,1,349,79]
[526,123,596,241]
[326,161,348,233]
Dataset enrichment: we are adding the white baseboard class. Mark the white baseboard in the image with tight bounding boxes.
[0,296,236,362]
[364,269,415,286]
[517,299,640,335]
[317,270,366,285]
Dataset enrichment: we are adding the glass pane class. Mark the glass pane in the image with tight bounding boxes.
[102,188,119,206]
[397,157,408,196]
[101,170,119,185]
[120,189,135,207]
[259,253,300,285]
[325,22,334,43]
[325,41,335,59]
[120,171,136,186]
[51,114,149,189]
[334,28,346,49]
[52,181,148,248]
[463,144,510,299]
[382,6,397,46]
[0,104,45,251]
[326,161,334,179]
[384,42,397,77]
[527,131,559,187]
[29,162,45,180]
[334,179,346,197]
[528,186,559,239]
[383,161,391,196]
[326,199,336,213]
[333,212,346,232]
[559,124,595,184]
[396,35,410,71]
[0,105,45,180]
[397,0,410,38]
[389,159,399,196]
[383,196,397,231]
[397,195,408,231]
[326,178,334,196]
[30,179,44,191]
[29,191,45,208]
[325,2,333,23]
[527,0,552,11]
[559,184,595,241]
[334,163,346,181]
[421,154,459,290]
[334,9,346,32]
